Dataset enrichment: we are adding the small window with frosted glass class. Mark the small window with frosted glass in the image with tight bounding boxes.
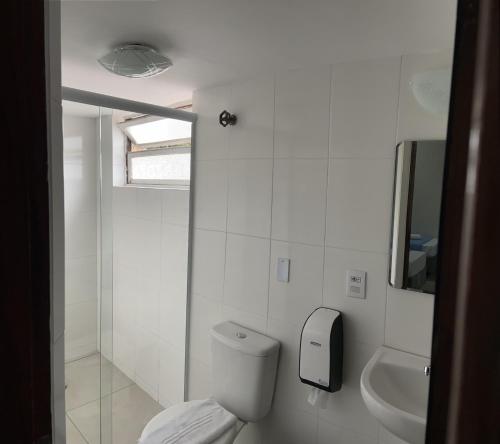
[119,114,192,187]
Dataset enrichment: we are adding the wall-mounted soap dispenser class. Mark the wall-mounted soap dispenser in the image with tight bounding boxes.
[299,307,343,393]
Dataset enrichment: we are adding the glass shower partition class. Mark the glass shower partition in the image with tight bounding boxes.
[62,89,195,444]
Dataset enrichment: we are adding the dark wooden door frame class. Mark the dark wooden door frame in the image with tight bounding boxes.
[1,1,52,443]
[427,0,500,442]
[1,1,498,443]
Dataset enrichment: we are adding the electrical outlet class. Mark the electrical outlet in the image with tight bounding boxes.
[346,270,366,298]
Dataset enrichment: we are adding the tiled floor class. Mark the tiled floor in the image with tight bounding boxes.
[65,353,164,444]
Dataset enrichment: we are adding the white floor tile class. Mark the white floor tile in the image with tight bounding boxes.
[66,417,87,444]
[111,385,163,444]
[67,384,163,444]
[65,353,162,444]
[65,353,134,411]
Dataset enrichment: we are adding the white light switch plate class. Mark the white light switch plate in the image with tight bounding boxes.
[346,270,366,298]
[277,258,290,283]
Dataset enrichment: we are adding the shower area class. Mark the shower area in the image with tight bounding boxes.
[62,89,195,444]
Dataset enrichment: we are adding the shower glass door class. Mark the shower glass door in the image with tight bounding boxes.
[63,89,195,444]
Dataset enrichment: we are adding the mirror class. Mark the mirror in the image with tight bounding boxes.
[389,140,446,294]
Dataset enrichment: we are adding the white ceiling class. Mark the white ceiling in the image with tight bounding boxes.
[61,0,457,107]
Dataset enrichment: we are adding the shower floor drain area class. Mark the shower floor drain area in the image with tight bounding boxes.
[64,353,163,444]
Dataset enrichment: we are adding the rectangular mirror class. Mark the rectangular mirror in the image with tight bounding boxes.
[390,140,446,294]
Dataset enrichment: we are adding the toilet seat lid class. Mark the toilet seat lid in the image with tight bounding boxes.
[139,399,238,444]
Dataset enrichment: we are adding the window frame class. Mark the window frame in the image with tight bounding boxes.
[118,115,191,147]
[127,146,191,187]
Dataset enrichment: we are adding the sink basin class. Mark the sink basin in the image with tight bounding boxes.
[360,346,430,444]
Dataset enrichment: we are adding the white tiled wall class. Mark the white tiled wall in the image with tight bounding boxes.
[112,186,190,407]
[63,115,99,361]
[190,51,451,444]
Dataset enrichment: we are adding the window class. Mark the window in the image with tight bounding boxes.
[128,148,190,185]
[119,115,192,186]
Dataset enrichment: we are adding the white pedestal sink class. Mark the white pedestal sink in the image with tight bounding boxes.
[360,346,430,444]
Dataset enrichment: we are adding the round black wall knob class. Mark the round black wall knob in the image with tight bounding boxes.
[219,110,237,127]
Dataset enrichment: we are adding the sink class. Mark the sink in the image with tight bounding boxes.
[360,346,430,444]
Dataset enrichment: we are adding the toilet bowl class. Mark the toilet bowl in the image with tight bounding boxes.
[139,321,280,444]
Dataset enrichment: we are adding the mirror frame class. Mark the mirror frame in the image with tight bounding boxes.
[390,141,415,290]
[389,140,446,294]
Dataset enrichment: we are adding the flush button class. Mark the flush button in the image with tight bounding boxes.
[236,332,247,339]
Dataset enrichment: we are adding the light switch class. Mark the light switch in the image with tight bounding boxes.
[277,258,290,283]
[346,270,366,298]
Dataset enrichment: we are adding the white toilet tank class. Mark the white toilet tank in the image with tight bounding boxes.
[210,321,280,422]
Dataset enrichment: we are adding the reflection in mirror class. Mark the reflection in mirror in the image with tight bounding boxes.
[390,141,446,294]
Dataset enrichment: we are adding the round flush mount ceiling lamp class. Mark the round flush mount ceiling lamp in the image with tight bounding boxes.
[98,44,173,78]
[409,68,451,116]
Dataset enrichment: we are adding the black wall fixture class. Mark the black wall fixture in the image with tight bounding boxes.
[219,110,237,127]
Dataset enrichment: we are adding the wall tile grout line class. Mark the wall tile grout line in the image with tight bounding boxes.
[194,226,390,254]
[321,64,334,311]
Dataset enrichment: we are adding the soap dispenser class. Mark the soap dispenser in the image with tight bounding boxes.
[299,307,343,393]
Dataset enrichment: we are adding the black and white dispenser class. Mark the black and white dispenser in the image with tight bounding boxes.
[299,307,343,407]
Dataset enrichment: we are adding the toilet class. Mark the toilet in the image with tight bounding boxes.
[139,321,280,444]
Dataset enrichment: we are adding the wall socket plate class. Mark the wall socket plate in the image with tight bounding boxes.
[277,258,290,283]
[346,270,366,298]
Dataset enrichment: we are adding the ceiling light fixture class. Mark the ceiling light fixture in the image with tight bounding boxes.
[98,44,172,78]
